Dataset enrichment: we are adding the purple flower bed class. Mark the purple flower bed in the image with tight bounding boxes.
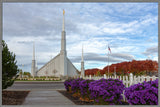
[70,78,83,93]
[79,79,94,98]
[124,79,158,105]
[64,79,73,91]
[88,78,125,105]
[64,78,158,105]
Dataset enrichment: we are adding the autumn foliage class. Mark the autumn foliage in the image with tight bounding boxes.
[85,60,158,76]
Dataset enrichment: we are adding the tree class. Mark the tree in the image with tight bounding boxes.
[23,72,31,78]
[96,70,101,76]
[2,40,19,89]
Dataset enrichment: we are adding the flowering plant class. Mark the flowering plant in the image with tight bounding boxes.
[79,79,94,101]
[64,79,73,91]
[89,78,125,105]
[124,79,158,105]
[70,78,83,93]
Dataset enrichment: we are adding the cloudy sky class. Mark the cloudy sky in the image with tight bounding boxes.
[3,3,158,73]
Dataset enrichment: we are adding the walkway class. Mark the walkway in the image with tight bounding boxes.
[23,90,75,105]
[7,81,65,90]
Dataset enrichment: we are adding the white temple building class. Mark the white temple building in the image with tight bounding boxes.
[31,10,80,78]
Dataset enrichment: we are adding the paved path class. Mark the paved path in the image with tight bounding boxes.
[6,81,75,105]
[7,81,65,90]
[23,90,75,105]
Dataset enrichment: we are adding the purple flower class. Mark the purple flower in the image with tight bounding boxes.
[89,78,125,104]
[70,78,83,93]
[79,79,93,97]
[95,99,99,103]
[124,79,158,105]
[64,79,73,91]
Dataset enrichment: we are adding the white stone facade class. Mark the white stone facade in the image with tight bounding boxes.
[37,54,60,77]
[36,54,79,77]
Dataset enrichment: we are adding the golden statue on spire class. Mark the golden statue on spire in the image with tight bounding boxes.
[63,9,65,15]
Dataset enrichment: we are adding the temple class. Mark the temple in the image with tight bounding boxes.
[31,10,80,78]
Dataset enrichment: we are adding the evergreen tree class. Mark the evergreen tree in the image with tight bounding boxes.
[2,40,19,89]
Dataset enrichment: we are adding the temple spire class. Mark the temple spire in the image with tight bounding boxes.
[81,45,84,62]
[31,41,36,77]
[62,9,65,31]
[33,42,35,60]
[81,45,85,77]
[61,9,66,55]
[60,9,67,76]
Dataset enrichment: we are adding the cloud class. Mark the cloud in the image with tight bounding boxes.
[77,14,157,36]
[153,56,158,61]
[17,41,34,44]
[70,52,134,63]
[142,46,158,56]
[3,3,79,38]
[3,3,158,72]
[111,53,134,60]
[3,3,158,40]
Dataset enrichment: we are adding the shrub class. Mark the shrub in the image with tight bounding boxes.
[70,78,83,93]
[124,79,158,105]
[64,79,73,91]
[89,78,125,105]
[79,79,94,98]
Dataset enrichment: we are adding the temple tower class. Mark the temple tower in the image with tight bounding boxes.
[31,42,36,77]
[81,45,85,77]
[60,9,67,76]
[36,10,79,78]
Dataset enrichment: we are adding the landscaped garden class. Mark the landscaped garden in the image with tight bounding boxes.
[16,76,61,81]
[63,78,158,105]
